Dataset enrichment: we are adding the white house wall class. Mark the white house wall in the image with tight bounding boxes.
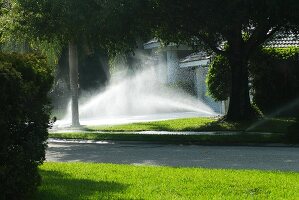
[166,50,179,83]
[156,51,168,84]
[194,66,224,114]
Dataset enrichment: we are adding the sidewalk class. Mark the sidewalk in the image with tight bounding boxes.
[49,126,275,136]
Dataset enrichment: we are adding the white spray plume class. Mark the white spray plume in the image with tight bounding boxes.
[56,54,217,127]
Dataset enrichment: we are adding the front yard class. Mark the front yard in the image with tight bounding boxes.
[36,162,299,200]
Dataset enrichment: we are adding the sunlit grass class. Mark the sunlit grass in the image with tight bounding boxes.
[89,117,217,131]
[49,117,295,144]
[88,117,295,133]
[36,162,299,200]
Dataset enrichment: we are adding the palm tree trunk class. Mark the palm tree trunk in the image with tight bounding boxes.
[69,40,80,126]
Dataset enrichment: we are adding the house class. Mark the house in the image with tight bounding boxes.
[143,34,299,115]
[143,39,226,114]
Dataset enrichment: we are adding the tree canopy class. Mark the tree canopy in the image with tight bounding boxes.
[5,0,299,121]
[16,0,153,54]
[12,0,155,125]
[152,0,299,120]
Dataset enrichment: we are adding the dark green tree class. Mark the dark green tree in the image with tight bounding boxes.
[250,47,299,115]
[152,0,299,121]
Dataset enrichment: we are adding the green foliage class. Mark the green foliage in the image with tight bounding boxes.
[152,0,299,120]
[0,1,63,65]
[152,0,299,51]
[250,47,299,115]
[262,47,299,59]
[0,53,53,199]
[207,47,299,116]
[206,55,231,101]
[16,0,153,55]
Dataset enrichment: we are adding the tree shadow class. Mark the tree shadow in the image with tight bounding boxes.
[35,169,127,200]
[132,122,174,131]
[181,120,252,132]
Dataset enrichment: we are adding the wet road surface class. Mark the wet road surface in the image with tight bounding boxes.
[46,140,299,171]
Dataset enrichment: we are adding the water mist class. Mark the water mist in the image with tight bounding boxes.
[55,57,217,128]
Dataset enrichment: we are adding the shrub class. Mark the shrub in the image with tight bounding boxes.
[250,47,299,116]
[0,53,53,200]
[206,55,231,101]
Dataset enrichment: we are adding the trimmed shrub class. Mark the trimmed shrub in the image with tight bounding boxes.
[0,53,53,200]
[206,55,231,101]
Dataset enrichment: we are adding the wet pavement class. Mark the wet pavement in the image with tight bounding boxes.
[46,140,299,171]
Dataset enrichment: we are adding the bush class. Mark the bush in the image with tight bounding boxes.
[206,55,231,101]
[0,53,53,199]
[250,47,299,116]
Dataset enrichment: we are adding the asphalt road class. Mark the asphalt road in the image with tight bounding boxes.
[46,140,299,171]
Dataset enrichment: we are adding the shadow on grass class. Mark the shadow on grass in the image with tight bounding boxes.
[180,120,243,132]
[128,122,175,131]
[82,116,296,133]
[183,118,295,133]
[35,169,127,200]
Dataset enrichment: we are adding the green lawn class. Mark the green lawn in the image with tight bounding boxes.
[49,117,296,144]
[88,117,295,133]
[36,163,299,200]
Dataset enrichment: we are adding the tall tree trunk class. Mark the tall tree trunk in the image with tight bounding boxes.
[226,55,255,121]
[69,41,80,126]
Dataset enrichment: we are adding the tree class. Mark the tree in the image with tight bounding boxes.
[206,47,299,117]
[13,0,94,126]
[15,0,153,125]
[152,0,299,121]
[250,47,299,115]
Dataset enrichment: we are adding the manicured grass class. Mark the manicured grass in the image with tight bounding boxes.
[88,117,295,133]
[49,132,285,145]
[89,117,216,131]
[49,117,296,144]
[36,162,299,200]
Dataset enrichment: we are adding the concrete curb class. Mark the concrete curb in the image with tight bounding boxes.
[49,130,281,135]
[47,138,299,148]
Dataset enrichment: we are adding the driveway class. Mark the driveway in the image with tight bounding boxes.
[46,140,299,171]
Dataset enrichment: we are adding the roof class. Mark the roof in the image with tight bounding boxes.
[180,52,210,63]
[144,39,160,49]
[266,33,299,48]
[143,39,191,50]
[179,33,299,68]
[179,52,210,68]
